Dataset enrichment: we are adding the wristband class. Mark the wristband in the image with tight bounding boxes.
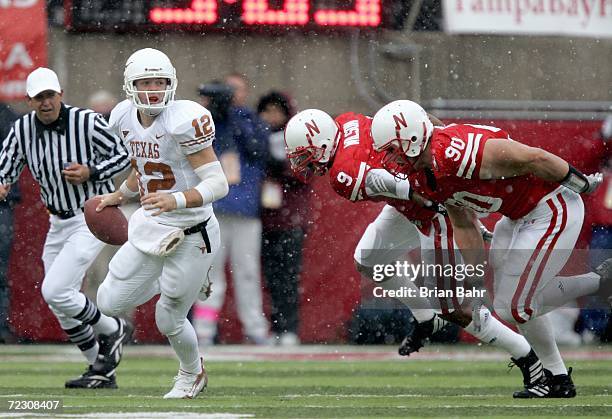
[119,180,139,198]
[172,192,187,209]
[560,165,588,193]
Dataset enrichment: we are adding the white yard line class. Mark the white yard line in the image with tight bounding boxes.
[1,344,611,362]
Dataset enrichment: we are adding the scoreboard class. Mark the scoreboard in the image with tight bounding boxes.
[65,0,407,32]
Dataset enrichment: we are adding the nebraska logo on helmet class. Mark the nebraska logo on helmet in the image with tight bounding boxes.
[285,109,340,183]
[371,100,433,178]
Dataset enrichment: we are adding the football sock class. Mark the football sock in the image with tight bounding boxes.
[539,273,600,313]
[167,320,202,375]
[464,307,531,359]
[379,274,436,323]
[74,297,119,336]
[64,323,98,364]
[518,313,567,376]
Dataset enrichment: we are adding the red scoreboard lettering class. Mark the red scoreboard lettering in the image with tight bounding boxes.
[243,0,309,25]
[149,0,381,27]
[150,0,218,24]
[314,0,381,27]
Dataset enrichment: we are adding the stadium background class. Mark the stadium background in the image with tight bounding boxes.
[1,0,611,343]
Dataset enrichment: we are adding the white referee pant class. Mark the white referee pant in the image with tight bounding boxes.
[40,213,105,330]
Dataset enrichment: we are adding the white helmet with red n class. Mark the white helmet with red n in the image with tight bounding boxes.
[371,100,433,175]
[123,48,177,116]
[285,109,340,183]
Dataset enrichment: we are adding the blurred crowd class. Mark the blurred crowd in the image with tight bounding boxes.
[0,78,610,347]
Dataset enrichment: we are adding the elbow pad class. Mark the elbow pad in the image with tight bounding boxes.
[194,161,229,205]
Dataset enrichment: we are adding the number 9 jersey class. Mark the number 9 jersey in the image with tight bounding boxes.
[109,99,215,227]
[420,123,557,219]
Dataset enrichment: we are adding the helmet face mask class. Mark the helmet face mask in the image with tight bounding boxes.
[286,145,327,183]
[379,139,414,179]
[284,109,340,183]
[124,48,177,116]
[371,100,433,165]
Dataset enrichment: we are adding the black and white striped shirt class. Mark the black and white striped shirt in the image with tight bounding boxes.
[0,104,130,214]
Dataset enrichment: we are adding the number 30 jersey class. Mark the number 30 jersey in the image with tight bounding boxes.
[109,99,215,227]
[415,123,557,220]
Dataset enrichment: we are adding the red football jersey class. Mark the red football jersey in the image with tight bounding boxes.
[414,123,558,219]
[329,112,437,228]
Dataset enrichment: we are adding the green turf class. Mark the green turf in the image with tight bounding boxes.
[0,349,610,418]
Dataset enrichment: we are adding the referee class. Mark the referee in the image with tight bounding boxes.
[0,68,131,389]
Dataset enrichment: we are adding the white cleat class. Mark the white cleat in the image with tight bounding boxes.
[163,358,208,399]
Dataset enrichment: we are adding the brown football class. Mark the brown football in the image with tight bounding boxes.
[84,196,128,246]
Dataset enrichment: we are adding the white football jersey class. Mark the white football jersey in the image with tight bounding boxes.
[109,99,215,228]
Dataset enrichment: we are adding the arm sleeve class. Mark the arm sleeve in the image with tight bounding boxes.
[0,126,26,185]
[90,113,131,181]
[364,168,412,200]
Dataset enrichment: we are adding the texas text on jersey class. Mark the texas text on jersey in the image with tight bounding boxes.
[415,123,558,219]
[329,112,437,229]
[110,99,215,227]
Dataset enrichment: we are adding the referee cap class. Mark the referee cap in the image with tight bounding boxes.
[26,67,62,97]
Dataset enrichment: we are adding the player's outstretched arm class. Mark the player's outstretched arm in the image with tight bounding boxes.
[181,147,229,208]
[480,139,603,193]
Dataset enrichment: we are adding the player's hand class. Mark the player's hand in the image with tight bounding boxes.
[62,163,90,185]
[141,192,177,216]
[96,191,124,212]
[470,293,493,333]
[0,184,10,201]
[583,172,603,194]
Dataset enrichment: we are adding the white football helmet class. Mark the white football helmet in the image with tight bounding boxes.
[371,100,433,177]
[284,109,340,183]
[123,48,177,116]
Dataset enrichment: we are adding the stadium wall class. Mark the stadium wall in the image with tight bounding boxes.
[46,28,612,114]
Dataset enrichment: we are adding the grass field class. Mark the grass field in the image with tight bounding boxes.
[0,345,610,418]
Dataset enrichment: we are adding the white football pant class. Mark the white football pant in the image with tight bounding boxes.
[97,214,220,338]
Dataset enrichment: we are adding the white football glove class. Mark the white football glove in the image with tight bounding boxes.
[584,172,604,194]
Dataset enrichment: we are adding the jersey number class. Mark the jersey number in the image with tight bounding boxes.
[337,172,353,186]
[131,160,176,194]
[192,115,213,138]
[450,191,502,213]
[445,137,465,161]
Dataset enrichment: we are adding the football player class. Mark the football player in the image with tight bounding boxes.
[284,109,542,393]
[371,99,610,398]
[95,48,229,398]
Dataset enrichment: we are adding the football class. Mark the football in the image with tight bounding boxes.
[84,196,128,246]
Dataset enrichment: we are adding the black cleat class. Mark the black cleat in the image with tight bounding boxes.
[93,318,133,375]
[510,349,547,398]
[65,365,117,389]
[547,367,577,398]
[398,316,439,356]
[513,366,576,398]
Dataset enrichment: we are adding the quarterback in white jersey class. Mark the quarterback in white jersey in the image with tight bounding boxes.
[95,48,229,399]
[109,98,214,227]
